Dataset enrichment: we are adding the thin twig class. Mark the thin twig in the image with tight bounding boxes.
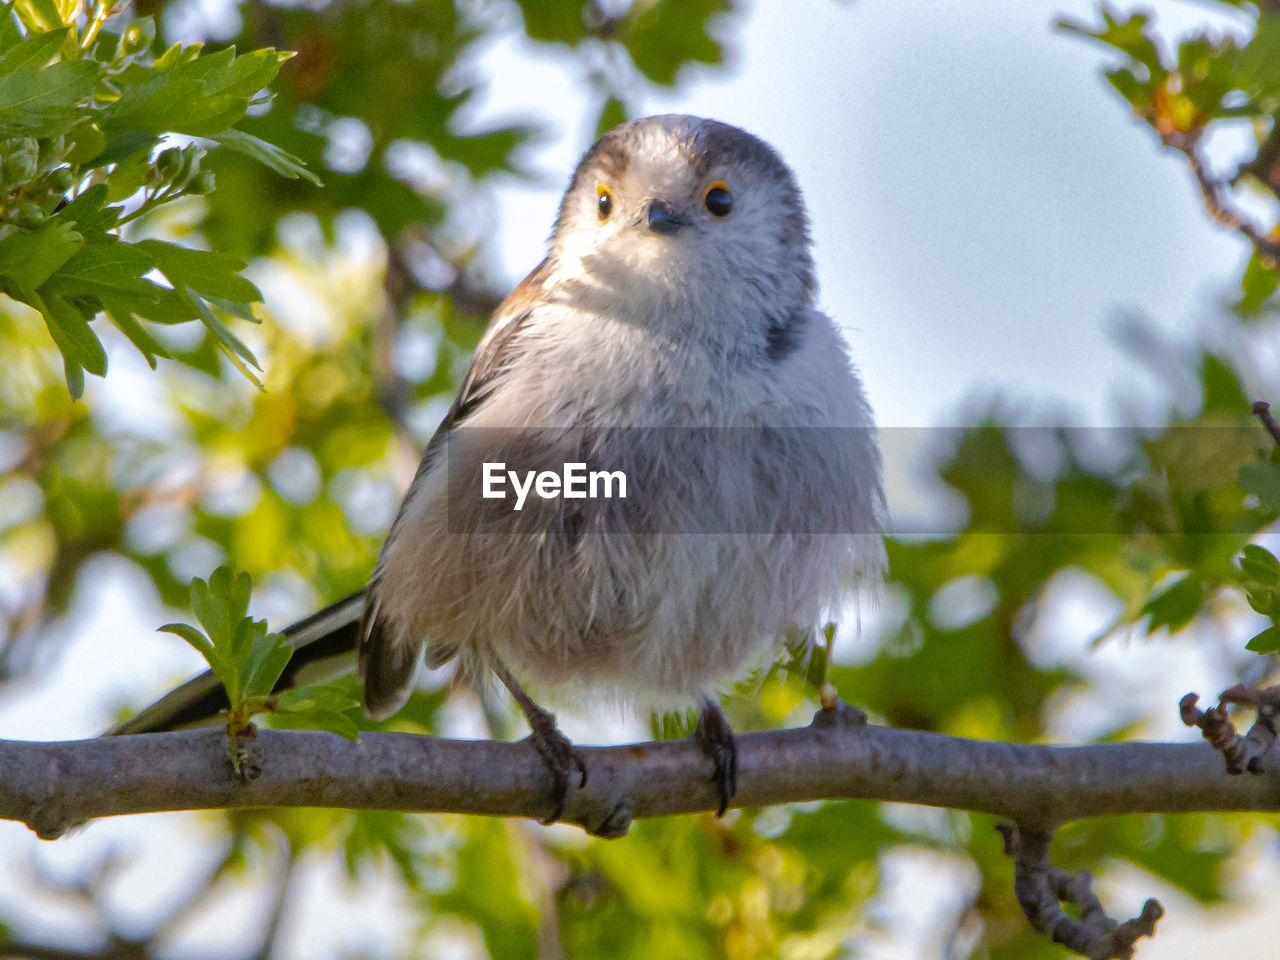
[998,825,1162,960]
[1164,132,1280,263]
[1182,686,1280,775]
[1253,400,1280,450]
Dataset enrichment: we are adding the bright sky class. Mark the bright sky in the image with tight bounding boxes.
[472,0,1254,430]
[2,1,1276,958]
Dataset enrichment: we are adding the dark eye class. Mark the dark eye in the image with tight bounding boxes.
[704,181,732,217]
[597,184,613,219]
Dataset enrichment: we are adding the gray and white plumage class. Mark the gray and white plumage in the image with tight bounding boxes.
[358,114,885,721]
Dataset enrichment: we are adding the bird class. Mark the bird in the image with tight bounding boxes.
[110,115,886,824]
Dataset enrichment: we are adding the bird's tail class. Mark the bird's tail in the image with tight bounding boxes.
[104,592,367,736]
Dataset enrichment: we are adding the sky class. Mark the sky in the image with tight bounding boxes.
[470,0,1255,430]
[2,1,1278,958]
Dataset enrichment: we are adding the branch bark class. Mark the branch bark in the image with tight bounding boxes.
[3,721,1279,842]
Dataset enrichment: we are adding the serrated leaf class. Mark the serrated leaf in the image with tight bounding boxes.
[214,128,321,185]
[619,0,728,86]
[42,238,157,298]
[186,289,263,384]
[0,219,83,290]
[52,183,116,239]
[153,42,202,70]
[0,58,99,135]
[135,239,261,303]
[104,45,289,138]
[99,292,170,367]
[37,291,106,377]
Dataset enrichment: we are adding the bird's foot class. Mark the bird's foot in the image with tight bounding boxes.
[524,705,587,824]
[695,700,738,817]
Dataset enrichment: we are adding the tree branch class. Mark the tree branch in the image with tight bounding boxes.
[6,719,1279,959]
[3,721,1278,841]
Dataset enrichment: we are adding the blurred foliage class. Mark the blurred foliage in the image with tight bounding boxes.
[7,1,1280,959]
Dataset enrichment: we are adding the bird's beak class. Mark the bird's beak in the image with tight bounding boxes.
[645,199,687,236]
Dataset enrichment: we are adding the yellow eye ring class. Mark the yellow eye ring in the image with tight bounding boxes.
[597,183,613,219]
[703,180,732,217]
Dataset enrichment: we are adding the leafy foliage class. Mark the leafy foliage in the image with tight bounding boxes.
[0,1,316,396]
[160,565,359,747]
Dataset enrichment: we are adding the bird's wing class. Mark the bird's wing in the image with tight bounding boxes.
[417,257,553,477]
[108,260,556,733]
[359,257,553,717]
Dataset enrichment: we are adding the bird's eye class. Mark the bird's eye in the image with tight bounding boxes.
[703,181,732,217]
[597,184,613,220]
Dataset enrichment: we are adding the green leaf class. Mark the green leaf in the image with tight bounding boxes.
[1141,576,1203,632]
[517,0,589,43]
[240,624,291,699]
[1239,544,1280,585]
[1240,461,1280,512]
[1242,583,1278,617]
[595,95,627,138]
[104,45,291,138]
[276,682,362,715]
[60,355,83,398]
[36,291,107,378]
[95,129,157,167]
[11,0,64,34]
[272,682,362,741]
[158,622,217,661]
[0,25,69,77]
[42,239,157,299]
[0,219,83,290]
[98,293,170,368]
[0,58,99,136]
[53,183,116,239]
[301,710,360,741]
[1238,15,1280,95]
[134,239,261,304]
[1246,625,1280,653]
[214,128,322,185]
[619,0,729,87]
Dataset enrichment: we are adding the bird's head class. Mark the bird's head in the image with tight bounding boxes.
[548,115,816,340]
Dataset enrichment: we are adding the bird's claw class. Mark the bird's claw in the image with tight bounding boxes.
[695,701,738,817]
[525,708,587,824]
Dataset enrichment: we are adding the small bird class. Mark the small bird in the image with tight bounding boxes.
[111,115,885,823]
